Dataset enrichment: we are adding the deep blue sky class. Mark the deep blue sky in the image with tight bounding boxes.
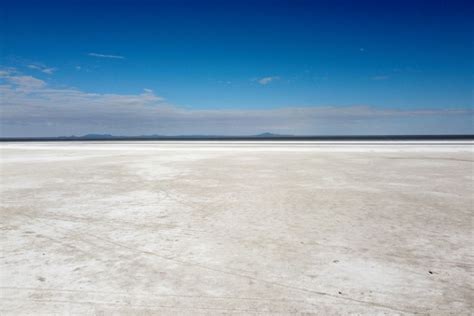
[0,0,472,135]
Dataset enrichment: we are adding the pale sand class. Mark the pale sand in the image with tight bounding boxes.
[1,141,473,315]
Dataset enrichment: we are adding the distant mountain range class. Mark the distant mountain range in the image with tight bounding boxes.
[56,132,293,139]
[1,133,473,141]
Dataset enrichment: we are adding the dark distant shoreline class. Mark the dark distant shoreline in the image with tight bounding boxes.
[1,135,473,142]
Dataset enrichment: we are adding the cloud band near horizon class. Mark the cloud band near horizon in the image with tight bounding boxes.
[0,69,472,137]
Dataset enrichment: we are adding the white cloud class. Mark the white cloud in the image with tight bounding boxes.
[257,76,280,85]
[88,53,125,59]
[1,69,472,136]
[27,64,57,74]
[372,75,390,81]
[5,75,46,91]
[42,68,56,74]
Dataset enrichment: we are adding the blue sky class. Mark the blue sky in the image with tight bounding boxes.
[0,0,472,136]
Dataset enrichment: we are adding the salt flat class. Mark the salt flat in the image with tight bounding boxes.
[0,141,473,315]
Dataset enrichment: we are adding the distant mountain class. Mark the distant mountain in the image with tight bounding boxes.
[59,134,163,139]
[81,134,116,139]
[59,132,293,139]
[4,133,473,141]
[254,132,293,137]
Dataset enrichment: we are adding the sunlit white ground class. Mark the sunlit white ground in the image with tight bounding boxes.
[1,141,473,315]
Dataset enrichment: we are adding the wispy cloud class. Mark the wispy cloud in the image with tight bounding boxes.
[372,75,390,81]
[1,68,472,137]
[257,76,280,85]
[8,75,46,88]
[27,64,57,74]
[3,73,46,92]
[88,53,125,59]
